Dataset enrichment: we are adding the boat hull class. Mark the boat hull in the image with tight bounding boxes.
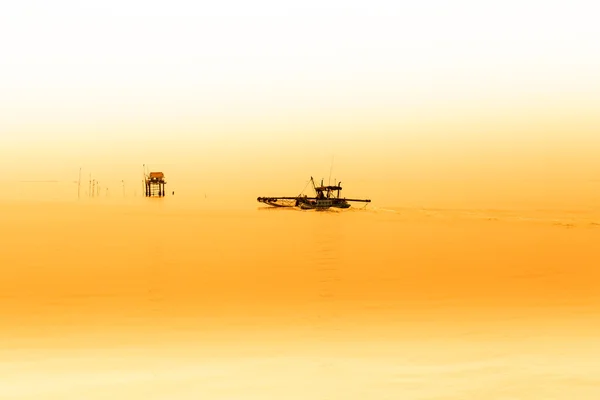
[297,198,350,210]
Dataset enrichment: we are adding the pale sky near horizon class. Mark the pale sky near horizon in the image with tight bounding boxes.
[1,1,600,206]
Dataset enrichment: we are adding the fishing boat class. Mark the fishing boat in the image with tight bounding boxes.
[257,177,371,210]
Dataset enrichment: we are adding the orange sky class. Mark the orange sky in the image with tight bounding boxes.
[1,1,600,208]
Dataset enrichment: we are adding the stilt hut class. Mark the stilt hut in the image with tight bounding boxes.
[145,171,166,197]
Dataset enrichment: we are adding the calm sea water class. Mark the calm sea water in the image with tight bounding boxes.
[1,198,600,399]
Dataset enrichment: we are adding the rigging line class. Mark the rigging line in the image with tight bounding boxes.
[298,179,311,197]
[328,155,334,185]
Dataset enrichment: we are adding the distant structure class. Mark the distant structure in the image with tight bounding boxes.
[145,171,166,197]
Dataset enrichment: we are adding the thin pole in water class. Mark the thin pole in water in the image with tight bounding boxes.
[77,168,81,200]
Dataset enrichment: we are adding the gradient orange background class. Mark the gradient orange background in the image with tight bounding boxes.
[2,1,600,398]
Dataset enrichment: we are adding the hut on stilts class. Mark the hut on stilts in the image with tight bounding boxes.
[144,171,166,197]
